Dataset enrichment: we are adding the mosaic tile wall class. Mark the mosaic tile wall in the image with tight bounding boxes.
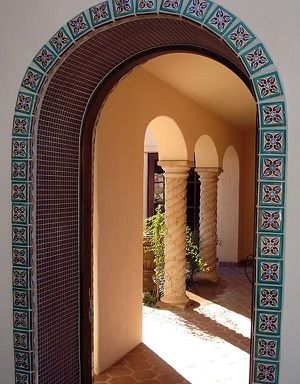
[11,1,286,383]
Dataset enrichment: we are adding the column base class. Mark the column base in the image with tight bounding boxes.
[195,270,218,283]
[157,295,190,310]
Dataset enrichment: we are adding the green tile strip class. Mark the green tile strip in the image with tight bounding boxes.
[11,1,286,383]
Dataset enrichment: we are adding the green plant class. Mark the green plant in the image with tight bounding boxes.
[143,206,208,300]
[142,291,157,307]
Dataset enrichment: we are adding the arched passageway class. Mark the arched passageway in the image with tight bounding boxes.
[11,2,287,383]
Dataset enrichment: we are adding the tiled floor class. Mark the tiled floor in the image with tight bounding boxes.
[95,267,252,384]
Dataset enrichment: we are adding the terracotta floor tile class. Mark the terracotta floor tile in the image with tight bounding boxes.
[94,267,252,384]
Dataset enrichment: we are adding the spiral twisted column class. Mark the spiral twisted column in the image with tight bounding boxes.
[158,160,193,309]
[196,167,222,282]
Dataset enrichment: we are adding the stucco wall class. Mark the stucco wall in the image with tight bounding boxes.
[0,1,300,383]
[94,66,254,371]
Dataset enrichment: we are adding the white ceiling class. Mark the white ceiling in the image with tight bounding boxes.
[142,53,256,131]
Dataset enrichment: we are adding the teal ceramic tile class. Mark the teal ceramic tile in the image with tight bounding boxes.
[12,225,29,246]
[257,285,282,311]
[224,21,256,53]
[259,182,284,207]
[13,115,32,137]
[259,102,286,128]
[13,267,30,289]
[241,43,272,75]
[21,67,45,93]
[256,310,281,336]
[67,12,92,39]
[260,130,286,155]
[254,360,279,384]
[89,2,114,24]
[258,208,284,233]
[183,0,213,23]
[258,260,283,285]
[204,5,235,36]
[12,183,28,203]
[33,45,58,72]
[15,370,34,384]
[12,246,30,267]
[13,289,30,309]
[14,350,33,372]
[13,309,33,331]
[49,27,73,54]
[12,138,29,159]
[13,330,33,351]
[160,0,183,14]
[254,71,283,101]
[255,335,280,360]
[257,234,283,259]
[15,92,35,115]
[112,0,135,18]
[260,155,285,182]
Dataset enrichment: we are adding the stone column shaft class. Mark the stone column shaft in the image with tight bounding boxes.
[196,167,222,282]
[158,160,193,309]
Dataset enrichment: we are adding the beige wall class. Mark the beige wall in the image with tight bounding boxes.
[93,66,256,372]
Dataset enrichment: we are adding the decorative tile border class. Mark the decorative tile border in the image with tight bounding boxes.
[11,1,287,383]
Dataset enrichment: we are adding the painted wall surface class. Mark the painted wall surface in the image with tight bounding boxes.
[0,1,300,383]
[93,66,254,371]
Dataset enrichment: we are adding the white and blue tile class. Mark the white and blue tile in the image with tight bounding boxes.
[224,21,256,53]
[241,43,272,75]
[256,310,281,336]
[257,234,283,259]
[183,0,213,23]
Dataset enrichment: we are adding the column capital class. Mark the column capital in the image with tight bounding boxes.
[158,160,194,177]
[195,167,223,176]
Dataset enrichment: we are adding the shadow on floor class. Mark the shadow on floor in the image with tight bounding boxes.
[94,343,190,384]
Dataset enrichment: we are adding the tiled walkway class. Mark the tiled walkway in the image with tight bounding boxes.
[95,267,252,384]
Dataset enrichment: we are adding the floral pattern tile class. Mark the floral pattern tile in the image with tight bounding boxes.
[260,182,284,207]
[13,309,32,331]
[112,0,135,18]
[13,116,32,137]
[21,68,45,93]
[14,351,33,371]
[255,336,280,360]
[254,361,279,384]
[136,0,157,13]
[183,0,212,22]
[15,93,35,115]
[258,234,283,259]
[15,370,33,384]
[12,225,29,246]
[259,102,286,128]
[260,156,285,181]
[242,44,272,74]
[258,208,283,233]
[50,27,73,54]
[67,12,92,39]
[204,6,235,35]
[160,0,183,14]
[12,246,30,267]
[224,22,255,53]
[12,204,29,225]
[33,45,57,72]
[257,285,282,311]
[261,130,286,155]
[256,310,281,336]
[89,2,113,25]
[254,72,283,101]
[258,260,283,285]
[14,330,33,351]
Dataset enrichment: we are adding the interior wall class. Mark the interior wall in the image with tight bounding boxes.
[217,146,240,263]
[93,66,255,372]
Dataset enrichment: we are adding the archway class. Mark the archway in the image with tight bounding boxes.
[11,2,286,383]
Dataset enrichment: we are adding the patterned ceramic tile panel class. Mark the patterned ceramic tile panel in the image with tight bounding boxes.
[256,310,281,337]
[10,1,287,383]
[257,234,283,259]
[254,72,283,101]
[254,360,279,384]
[204,5,235,35]
[224,22,256,53]
[183,0,213,23]
[160,0,183,14]
[67,12,92,39]
[260,130,286,155]
[136,0,157,13]
[259,102,286,128]
[112,0,135,18]
[242,43,272,75]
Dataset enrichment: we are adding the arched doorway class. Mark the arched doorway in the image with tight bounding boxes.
[11,2,286,383]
